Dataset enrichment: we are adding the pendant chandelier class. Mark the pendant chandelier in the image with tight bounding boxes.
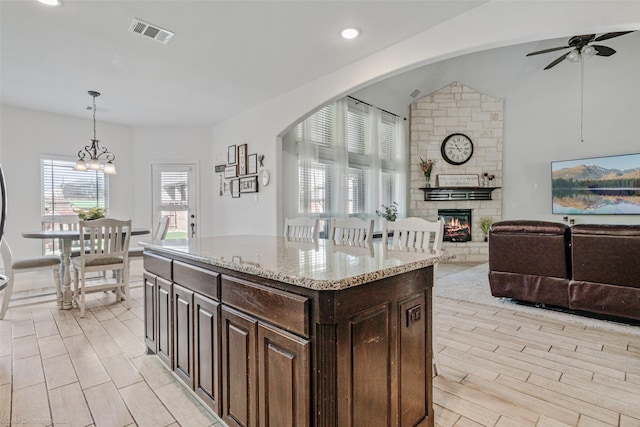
[74,90,117,174]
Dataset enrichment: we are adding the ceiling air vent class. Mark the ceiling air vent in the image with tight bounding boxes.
[129,18,174,45]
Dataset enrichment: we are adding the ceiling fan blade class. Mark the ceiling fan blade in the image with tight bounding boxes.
[592,45,616,57]
[544,52,570,70]
[593,31,634,42]
[526,46,569,56]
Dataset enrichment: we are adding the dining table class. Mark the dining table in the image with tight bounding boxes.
[22,228,150,309]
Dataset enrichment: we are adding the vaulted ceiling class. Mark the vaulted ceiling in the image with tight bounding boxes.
[2,1,638,128]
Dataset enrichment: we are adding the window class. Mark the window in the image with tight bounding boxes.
[41,156,109,254]
[285,97,406,231]
[41,157,109,215]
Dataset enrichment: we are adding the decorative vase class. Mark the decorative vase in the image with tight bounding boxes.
[424,171,431,187]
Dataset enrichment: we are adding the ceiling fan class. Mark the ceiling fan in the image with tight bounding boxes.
[526,31,634,70]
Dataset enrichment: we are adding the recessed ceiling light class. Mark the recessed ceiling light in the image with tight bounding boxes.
[38,0,62,5]
[341,28,359,40]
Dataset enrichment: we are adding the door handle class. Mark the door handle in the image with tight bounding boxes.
[190,222,196,238]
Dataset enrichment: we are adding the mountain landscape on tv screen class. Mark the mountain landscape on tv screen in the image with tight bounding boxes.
[552,162,640,215]
[552,164,640,181]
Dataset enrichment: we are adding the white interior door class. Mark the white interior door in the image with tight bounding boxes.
[151,163,198,239]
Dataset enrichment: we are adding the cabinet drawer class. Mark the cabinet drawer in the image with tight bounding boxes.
[174,261,220,301]
[144,252,172,281]
[222,276,309,338]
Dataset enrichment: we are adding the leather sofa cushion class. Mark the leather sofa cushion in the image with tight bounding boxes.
[488,220,571,279]
[490,220,569,236]
[571,223,640,237]
[571,224,640,288]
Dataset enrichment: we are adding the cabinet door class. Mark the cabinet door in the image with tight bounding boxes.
[173,283,194,388]
[258,322,310,427]
[157,276,172,368]
[143,272,157,353]
[222,306,258,427]
[194,293,221,415]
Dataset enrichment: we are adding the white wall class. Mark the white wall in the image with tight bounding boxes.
[0,107,215,258]
[0,105,135,258]
[132,126,214,237]
[504,29,640,224]
[210,2,640,235]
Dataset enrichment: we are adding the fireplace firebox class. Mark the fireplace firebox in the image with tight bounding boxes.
[438,209,472,242]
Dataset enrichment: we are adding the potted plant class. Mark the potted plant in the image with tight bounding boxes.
[376,202,398,222]
[479,217,493,241]
[77,207,105,221]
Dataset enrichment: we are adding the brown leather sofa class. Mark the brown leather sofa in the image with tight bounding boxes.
[488,220,571,307]
[488,220,640,321]
[570,224,640,321]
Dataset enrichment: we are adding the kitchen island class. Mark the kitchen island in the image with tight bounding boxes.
[142,236,452,427]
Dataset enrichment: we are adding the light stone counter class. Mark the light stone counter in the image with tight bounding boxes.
[142,235,453,291]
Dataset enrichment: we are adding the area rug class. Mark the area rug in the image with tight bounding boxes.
[436,263,640,336]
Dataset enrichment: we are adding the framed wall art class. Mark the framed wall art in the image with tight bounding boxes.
[436,174,480,187]
[238,143,248,175]
[224,165,237,179]
[231,179,240,198]
[228,145,237,164]
[248,153,257,175]
[240,176,258,193]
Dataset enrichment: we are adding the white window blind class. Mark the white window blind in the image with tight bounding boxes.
[160,171,189,211]
[288,97,406,226]
[41,157,109,215]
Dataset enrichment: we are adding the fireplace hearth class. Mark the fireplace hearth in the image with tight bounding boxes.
[438,209,472,242]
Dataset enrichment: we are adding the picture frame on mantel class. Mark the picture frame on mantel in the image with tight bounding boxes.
[437,174,480,187]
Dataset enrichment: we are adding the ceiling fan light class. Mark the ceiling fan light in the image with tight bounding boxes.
[567,49,580,62]
[582,45,596,58]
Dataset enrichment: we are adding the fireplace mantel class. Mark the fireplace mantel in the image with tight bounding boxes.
[419,187,501,201]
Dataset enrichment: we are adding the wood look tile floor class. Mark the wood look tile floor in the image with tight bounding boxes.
[1,263,640,426]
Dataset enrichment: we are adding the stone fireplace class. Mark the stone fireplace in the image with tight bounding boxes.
[409,82,503,262]
[439,209,472,242]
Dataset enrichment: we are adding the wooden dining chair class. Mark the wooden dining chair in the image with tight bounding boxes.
[284,217,320,240]
[383,217,445,375]
[383,217,444,251]
[72,218,131,317]
[41,214,80,255]
[128,216,170,261]
[0,238,61,319]
[329,218,374,244]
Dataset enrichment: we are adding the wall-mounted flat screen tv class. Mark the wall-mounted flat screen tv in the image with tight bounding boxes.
[551,153,640,215]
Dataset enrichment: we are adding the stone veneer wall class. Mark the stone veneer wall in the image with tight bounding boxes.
[409,82,503,262]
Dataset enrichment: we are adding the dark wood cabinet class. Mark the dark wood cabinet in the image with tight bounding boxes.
[258,322,311,427]
[157,276,172,368]
[194,293,222,414]
[143,272,157,352]
[173,283,194,388]
[144,247,434,427]
[222,305,258,427]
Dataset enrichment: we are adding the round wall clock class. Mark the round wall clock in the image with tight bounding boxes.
[441,133,474,165]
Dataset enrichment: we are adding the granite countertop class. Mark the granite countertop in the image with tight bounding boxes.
[142,235,453,291]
